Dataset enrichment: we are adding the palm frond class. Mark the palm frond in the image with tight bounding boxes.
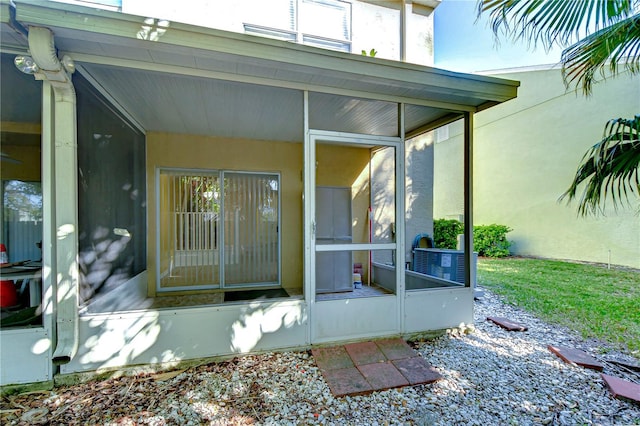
[478,0,635,48]
[560,115,640,216]
[562,13,640,94]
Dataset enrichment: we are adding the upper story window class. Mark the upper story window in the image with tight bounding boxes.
[244,0,352,52]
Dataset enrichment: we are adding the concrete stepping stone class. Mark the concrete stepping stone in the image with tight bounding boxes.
[548,345,604,371]
[392,356,442,385]
[312,346,354,370]
[601,374,640,403]
[322,367,372,397]
[375,338,418,360]
[487,316,528,331]
[357,362,409,391]
[314,339,442,397]
[345,341,386,365]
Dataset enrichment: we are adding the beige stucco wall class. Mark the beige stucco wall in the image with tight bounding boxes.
[146,133,304,296]
[146,134,376,295]
[434,66,640,268]
[0,144,41,182]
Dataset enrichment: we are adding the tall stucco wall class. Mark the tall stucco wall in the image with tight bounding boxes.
[434,67,640,268]
[122,0,435,66]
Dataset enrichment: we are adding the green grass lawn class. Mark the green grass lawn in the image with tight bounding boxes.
[477,257,640,358]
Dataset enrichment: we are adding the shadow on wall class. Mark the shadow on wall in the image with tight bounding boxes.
[371,135,434,266]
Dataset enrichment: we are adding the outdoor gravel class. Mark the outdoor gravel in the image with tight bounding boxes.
[2,288,639,425]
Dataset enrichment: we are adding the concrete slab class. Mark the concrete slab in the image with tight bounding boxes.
[601,374,640,403]
[322,367,373,397]
[548,345,604,371]
[375,338,417,360]
[487,316,528,332]
[344,341,386,365]
[357,362,410,391]
[314,339,441,397]
[392,356,443,385]
[312,346,354,371]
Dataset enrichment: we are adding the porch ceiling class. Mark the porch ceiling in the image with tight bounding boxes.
[1,0,519,141]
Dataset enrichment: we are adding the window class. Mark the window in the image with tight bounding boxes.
[2,181,42,263]
[244,0,352,52]
[158,169,280,291]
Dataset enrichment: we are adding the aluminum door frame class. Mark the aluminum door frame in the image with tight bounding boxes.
[304,128,405,343]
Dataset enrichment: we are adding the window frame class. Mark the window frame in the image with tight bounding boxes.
[243,0,352,52]
[156,167,282,292]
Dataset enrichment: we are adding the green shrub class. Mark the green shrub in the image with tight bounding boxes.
[433,219,463,249]
[473,224,512,257]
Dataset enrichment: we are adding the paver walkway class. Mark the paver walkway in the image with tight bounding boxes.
[312,338,442,396]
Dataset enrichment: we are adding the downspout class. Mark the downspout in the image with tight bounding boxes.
[400,0,407,62]
[25,26,79,365]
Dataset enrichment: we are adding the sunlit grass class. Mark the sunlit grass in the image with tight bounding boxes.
[477,257,640,358]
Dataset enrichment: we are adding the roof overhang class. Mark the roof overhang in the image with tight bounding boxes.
[1,0,519,141]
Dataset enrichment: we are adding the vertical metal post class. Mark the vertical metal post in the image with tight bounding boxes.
[303,91,313,343]
[463,112,474,289]
[397,103,406,333]
[400,0,407,62]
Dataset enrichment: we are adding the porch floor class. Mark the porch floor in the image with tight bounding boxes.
[312,338,442,397]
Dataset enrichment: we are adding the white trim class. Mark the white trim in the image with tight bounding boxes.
[315,243,395,251]
[396,102,406,333]
[66,53,477,112]
[156,167,282,293]
[309,129,401,145]
[75,64,146,134]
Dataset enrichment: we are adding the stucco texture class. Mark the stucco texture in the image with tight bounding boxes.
[434,67,639,268]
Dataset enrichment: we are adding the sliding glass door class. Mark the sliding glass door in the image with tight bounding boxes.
[157,169,280,292]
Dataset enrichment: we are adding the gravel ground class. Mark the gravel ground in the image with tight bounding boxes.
[2,289,639,425]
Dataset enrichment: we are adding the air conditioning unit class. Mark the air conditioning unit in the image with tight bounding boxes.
[412,248,477,285]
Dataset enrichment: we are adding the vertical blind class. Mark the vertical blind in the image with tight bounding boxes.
[159,169,279,290]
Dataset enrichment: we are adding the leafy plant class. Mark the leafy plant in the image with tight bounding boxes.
[473,224,512,258]
[478,0,640,216]
[560,115,640,216]
[361,48,377,57]
[433,218,463,249]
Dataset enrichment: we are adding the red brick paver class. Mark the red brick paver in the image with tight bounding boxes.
[487,316,528,332]
[375,338,418,360]
[322,367,373,397]
[548,345,604,371]
[314,338,441,396]
[358,362,410,390]
[392,356,443,385]
[601,374,640,403]
[345,341,386,365]
[312,346,354,370]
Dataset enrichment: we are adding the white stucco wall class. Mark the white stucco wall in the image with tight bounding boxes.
[434,66,640,268]
[121,0,435,66]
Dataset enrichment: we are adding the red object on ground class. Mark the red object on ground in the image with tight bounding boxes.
[601,373,640,403]
[0,243,18,307]
[487,316,528,331]
[548,344,604,371]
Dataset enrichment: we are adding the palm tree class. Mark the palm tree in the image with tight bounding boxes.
[478,0,640,215]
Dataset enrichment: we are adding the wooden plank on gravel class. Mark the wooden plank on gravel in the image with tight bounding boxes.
[547,345,604,371]
[601,374,640,403]
[486,316,528,332]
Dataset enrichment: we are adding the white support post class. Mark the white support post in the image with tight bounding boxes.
[303,90,313,343]
[27,26,79,365]
[397,103,406,333]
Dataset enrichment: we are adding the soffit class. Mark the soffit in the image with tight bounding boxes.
[3,0,519,140]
